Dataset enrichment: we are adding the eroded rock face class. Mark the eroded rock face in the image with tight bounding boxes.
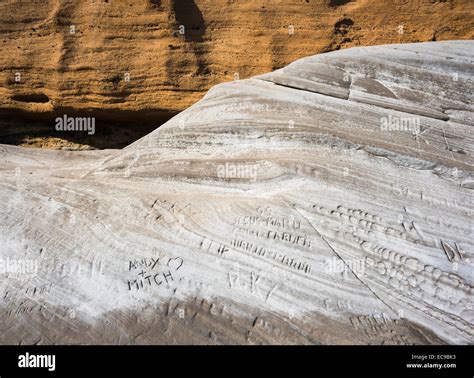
[0,0,473,115]
[0,41,473,344]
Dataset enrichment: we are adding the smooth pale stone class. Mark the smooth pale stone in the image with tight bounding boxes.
[0,41,472,345]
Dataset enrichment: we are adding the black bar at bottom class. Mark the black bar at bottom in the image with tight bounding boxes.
[0,345,471,377]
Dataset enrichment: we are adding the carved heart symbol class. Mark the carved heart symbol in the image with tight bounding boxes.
[167,257,184,271]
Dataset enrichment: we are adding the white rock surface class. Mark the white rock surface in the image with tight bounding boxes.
[0,41,473,344]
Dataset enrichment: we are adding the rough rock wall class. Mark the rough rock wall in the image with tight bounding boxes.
[0,0,473,115]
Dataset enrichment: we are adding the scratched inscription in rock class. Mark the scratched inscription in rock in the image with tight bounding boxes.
[126,255,184,292]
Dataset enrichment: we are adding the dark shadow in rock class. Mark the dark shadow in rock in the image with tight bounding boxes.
[0,108,178,150]
[10,93,50,104]
[0,295,447,344]
[173,0,205,43]
[168,0,209,76]
[149,0,162,8]
[334,18,354,35]
[327,0,352,6]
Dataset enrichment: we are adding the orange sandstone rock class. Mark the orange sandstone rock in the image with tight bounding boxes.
[0,0,472,116]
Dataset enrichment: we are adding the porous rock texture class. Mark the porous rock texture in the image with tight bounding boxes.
[0,41,473,344]
[0,0,473,114]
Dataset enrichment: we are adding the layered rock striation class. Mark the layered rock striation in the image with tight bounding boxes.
[0,41,473,344]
